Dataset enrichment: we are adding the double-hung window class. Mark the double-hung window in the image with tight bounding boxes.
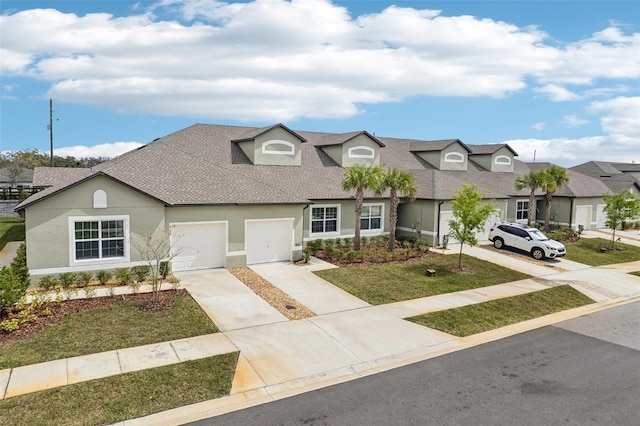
[516,200,529,222]
[311,206,338,234]
[71,216,128,262]
[361,204,382,231]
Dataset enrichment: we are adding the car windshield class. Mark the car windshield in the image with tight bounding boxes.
[529,229,549,241]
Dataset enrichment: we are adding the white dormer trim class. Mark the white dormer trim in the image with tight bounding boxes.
[93,189,107,208]
[261,140,295,156]
[348,146,375,159]
[495,155,512,165]
[444,152,464,163]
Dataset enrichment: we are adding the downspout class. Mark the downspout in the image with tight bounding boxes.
[569,198,574,230]
[436,200,444,246]
[302,204,309,247]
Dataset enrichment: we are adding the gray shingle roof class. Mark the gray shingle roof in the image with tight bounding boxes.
[18,123,611,210]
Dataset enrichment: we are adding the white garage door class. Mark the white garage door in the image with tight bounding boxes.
[170,222,226,272]
[246,219,293,265]
[440,211,500,244]
[575,205,592,231]
[596,204,607,229]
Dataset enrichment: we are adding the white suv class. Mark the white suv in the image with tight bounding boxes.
[488,222,566,260]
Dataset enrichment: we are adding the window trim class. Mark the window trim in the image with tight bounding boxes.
[347,146,375,159]
[309,204,340,236]
[495,155,512,165]
[261,140,295,156]
[68,215,130,266]
[444,152,465,163]
[516,200,529,222]
[360,203,384,234]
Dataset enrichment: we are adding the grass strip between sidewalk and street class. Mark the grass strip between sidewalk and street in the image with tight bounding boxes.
[0,293,219,369]
[0,352,239,426]
[407,285,594,337]
[564,238,640,266]
[314,254,531,305]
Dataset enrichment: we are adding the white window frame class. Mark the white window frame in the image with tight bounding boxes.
[361,203,384,233]
[68,215,130,266]
[347,146,375,159]
[516,200,529,222]
[310,205,340,236]
[444,152,465,163]
[495,155,512,165]
[261,140,295,155]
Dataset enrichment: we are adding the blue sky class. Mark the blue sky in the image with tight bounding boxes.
[1,0,638,166]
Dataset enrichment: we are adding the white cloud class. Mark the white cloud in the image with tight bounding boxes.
[534,84,578,102]
[54,142,143,159]
[532,122,546,131]
[0,1,563,121]
[504,96,640,166]
[563,114,589,128]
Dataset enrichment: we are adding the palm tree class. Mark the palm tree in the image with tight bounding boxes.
[376,167,417,251]
[541,165,570,232]
[342,165,384,251]
[514,169,546,226]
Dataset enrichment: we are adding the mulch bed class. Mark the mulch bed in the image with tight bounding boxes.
[0,289,187,344]
[312,249,438,268]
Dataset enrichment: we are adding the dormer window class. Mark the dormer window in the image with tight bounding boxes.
[262,140,295,156]
[495,155,511,165]
[444,152,465,163]
[347,146,375,159]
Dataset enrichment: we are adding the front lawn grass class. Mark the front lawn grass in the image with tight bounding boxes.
[407,285,593,336]
[0,217,25,249]
[0,352,239,426]
[0,293,218,369]
[314,254,530,305]
[565,238,640,266]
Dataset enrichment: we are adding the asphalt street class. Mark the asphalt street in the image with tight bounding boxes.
[186,301,640,426]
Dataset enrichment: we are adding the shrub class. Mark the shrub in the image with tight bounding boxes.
[303,248,311,263]
[306,239,323,254]
[343,237,353,250]
[0,318,20,333]
[0,267,25,315]
[324,239,336,248]
[114,268,132,285]
[345,250,359,263]
[95,270,112,286]
[38,275,58,291]
[75,271,93,288]
[131,265,150,282]
[57,272,77,289]
[10,242,29,289]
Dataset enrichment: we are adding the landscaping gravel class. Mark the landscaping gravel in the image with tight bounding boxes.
[228,267,316,320]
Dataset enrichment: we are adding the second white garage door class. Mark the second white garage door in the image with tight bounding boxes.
[170,222,226,272]
[246,219,293,265]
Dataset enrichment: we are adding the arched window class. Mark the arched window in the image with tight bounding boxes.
[348,146,375,159]
[93,190,107,208]
[495,155,512,165]
[262,140,295,155]
[444,152,464,163]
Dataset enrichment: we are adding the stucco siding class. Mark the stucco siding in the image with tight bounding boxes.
[253,126,302,166]
[25,175,165,274]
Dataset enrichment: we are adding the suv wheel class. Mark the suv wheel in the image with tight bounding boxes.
[531,247,545,260]
[493,238,504,249]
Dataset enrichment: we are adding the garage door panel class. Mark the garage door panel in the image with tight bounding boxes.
[171,223,226,272]
[246,220,293,265]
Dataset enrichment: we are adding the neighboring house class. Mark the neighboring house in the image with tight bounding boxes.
[16,123,610,277]
[570,161,640,197]
[0,166,34,188]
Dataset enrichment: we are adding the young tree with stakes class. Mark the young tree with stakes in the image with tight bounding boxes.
[602,189,640,248]
[449,184,495,269]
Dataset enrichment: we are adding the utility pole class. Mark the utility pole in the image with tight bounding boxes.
[48,98,54,167]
